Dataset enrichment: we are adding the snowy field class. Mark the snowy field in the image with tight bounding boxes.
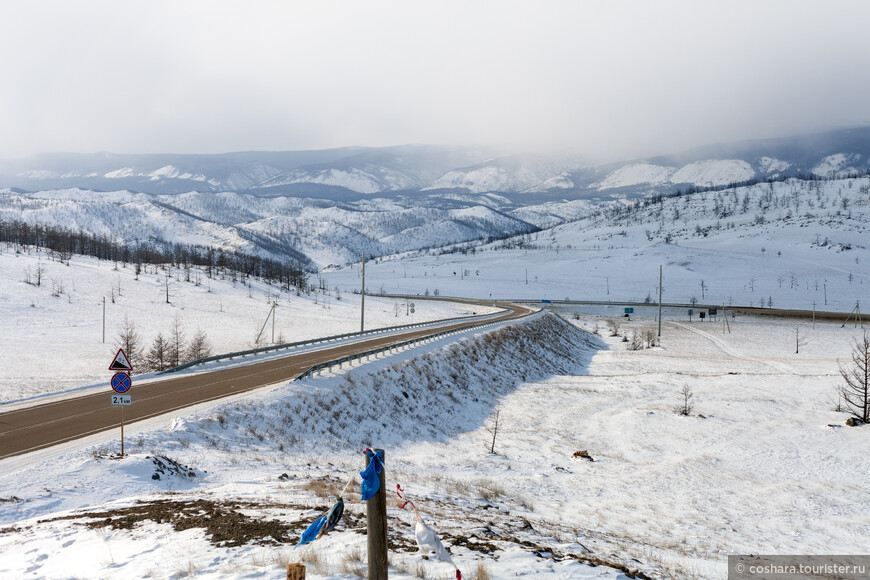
[325,178,870,313]
[2,175,870,578]
[0,249,493,403]
[1,309,868,579]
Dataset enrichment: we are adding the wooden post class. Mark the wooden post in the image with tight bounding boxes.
[120,405,125,457]
[366,449,387,580]
[287,564,306,580]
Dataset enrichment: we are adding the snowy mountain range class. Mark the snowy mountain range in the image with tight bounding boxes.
[3,127,870,199]
[0,188,538,269]
[3,127,870,270]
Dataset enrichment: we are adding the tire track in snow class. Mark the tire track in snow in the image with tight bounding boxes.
[669,321,796,375]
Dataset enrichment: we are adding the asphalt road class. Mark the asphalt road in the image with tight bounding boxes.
[0,303,531,460]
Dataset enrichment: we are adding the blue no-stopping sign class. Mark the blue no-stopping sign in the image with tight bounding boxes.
[111,372,132,393]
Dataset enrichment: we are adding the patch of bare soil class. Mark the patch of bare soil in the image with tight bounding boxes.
[40,499,313,547]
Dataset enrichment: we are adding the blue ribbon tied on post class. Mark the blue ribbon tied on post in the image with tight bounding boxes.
[360,449,384,501]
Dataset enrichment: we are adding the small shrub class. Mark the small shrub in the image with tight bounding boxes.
[476,562,493,580]
[675,385,695,416]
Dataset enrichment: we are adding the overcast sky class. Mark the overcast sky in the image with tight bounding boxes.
[2,1,869,161]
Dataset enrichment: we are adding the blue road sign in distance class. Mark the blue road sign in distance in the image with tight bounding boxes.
[111,372,132,393]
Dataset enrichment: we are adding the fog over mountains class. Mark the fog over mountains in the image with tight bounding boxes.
[3,127,870,199]
[2,127,870,269]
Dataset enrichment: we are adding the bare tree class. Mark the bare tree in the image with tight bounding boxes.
[839,331,870,424]
[185,328,213,362]
[644,328,659,348]
[675,385,695,416]
[795,326,808,354]
[115,314,144,373]
[35,262,45,287]
[145,333,170,372]
[168,314,186,368]
[484,407,502,454]
[163,269,175,304]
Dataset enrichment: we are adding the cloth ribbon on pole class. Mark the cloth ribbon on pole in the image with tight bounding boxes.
[397,484,462,579]
[360,448,384,501]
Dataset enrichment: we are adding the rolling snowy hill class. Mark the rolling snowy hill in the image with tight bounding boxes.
[0,188,538,269]
[326,176,870,312]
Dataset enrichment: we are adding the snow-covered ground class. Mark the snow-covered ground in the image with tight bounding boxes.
[0,249,491,403]
[2,175,870,579]
[326,178,869,313]
[2,309,868,579]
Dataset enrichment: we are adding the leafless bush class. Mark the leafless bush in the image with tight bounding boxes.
[303,477,341,499]
[50,278,65,297]
[675,385,695,416]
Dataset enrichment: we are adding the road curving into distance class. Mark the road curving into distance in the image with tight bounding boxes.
[0,301,534,460]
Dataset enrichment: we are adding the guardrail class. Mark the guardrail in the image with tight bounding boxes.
[294,307,540,380]
[160,307,504,375]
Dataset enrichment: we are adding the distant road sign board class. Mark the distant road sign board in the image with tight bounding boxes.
[111,394,132,406]
[111,372,132,393]
[625,307,634,314]
[109,348,133,371]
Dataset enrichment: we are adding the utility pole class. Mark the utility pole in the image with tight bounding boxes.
[606,277,610,296]
[812,301,816,329]
[254,302,277,346]
[102,296,106,344]
[724,303,732,334]
[657,265,663,338]
[361,252,366,332]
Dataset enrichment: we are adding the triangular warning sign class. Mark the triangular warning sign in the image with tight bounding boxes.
[109,348,133,371]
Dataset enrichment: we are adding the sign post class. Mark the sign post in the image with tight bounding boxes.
[109,349,133,456]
